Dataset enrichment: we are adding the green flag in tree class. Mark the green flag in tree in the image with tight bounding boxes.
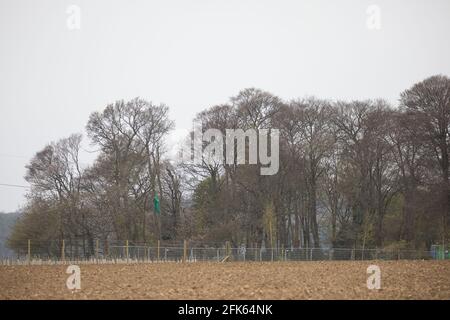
[153,194,160,215]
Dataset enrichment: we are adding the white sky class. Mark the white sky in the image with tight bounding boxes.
[1,0,450,212]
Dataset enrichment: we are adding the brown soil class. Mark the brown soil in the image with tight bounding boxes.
[0,261,449,300]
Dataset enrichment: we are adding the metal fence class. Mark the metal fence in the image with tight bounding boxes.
[0,239,439,265]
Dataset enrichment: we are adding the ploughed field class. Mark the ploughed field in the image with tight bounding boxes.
[0,261,449,299]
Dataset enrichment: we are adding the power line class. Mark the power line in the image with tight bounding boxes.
[0,183,30,189]
[81,147,101,154]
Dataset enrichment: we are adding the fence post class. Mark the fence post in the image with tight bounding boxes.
[271,244,274,262]
[27,239,31,265]
[96,239,99,262]
[183,240,187,263]
[126,240,129,263]
[281,244,284,261]
[105,239,109,261]
[255,243,258,261]
[225,241,231,261]
[157,240,160,262]
[61,239,65,263]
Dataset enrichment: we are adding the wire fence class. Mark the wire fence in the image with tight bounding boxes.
[0,239,441,265]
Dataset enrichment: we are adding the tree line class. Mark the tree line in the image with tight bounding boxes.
[8,75,450,256]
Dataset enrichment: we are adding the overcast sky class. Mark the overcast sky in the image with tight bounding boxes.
[0,0,449,213]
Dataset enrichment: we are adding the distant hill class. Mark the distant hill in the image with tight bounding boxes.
[0,211,21,258]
